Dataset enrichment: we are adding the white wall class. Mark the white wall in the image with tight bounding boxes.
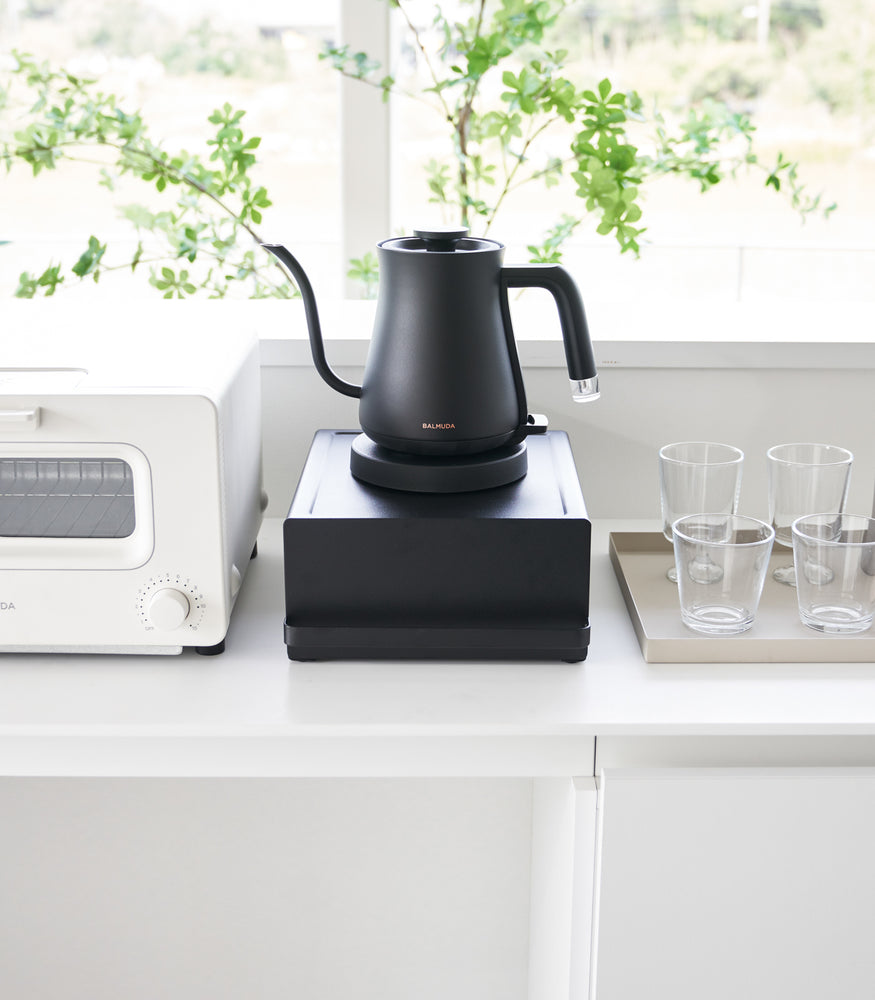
[259,297,875,522]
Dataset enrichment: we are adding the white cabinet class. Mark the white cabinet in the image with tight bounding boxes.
[0,778,535,1000]
[590,767,875,1000]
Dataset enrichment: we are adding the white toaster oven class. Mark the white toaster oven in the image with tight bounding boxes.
[0,315,265,654]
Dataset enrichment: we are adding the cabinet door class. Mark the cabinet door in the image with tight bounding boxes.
[0,778,534,1000]
[592,767,875,1000]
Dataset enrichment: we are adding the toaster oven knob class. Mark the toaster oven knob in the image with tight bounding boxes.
[148,588,191,631]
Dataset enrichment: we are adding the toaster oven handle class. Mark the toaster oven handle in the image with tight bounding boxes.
[0,408,40,428]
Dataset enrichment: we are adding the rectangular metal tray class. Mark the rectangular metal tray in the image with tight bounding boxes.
[609,531,875,663]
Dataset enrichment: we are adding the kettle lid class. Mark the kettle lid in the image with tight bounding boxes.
[380,226,502,254]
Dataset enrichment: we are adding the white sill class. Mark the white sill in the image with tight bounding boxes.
[7,297,875,370]
[253,297,875,371]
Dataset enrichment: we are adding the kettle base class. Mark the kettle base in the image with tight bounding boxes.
[350,434,527,493]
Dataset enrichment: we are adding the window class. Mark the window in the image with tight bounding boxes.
[2,0,873,304]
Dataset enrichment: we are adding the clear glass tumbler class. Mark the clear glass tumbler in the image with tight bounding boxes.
[767,443,853,586]
[658,442,744,582]
[672,513,775,635]
[792,513,875,634]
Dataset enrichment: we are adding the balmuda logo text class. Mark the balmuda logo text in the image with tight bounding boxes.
[0,602,16,611]
[422,423,456,430]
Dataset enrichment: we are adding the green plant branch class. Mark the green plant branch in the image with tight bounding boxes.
[484,118,557,231]
[112,145,269,245]
[393,0,456,122]
[323,64,432,110]
[2,51,294,298]
[324,0,834,260]
[8,141,269,246]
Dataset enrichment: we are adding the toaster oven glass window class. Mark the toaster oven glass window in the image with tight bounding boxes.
[0,458,135,538]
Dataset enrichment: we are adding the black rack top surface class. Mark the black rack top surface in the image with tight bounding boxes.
[288,430,588,521]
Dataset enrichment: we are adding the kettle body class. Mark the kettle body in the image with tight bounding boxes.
[361,232,523,456]
[263,226,599,462]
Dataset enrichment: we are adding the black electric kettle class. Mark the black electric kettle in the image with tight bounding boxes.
[264,227,599,492]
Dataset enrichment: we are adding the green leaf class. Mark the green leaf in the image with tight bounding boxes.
[15,271,38,298]
[37,263,64,295]
[120,204,155,229]
[71,236,106,277]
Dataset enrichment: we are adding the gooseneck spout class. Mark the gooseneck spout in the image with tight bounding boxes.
[262,244,362,399]
[502,264,599,402]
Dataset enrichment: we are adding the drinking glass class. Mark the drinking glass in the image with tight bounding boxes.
[672,513,775,635]
[792,513,875,633]
[658,442,744,582]
[767,443,853,586]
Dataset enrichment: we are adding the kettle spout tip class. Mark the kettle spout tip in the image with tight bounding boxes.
[570,376,600,402]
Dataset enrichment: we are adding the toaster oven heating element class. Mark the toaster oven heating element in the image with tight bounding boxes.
[0,458,135,538]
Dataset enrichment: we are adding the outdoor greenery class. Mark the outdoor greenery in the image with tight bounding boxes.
[77,1,288,80]
[324,0,835,260]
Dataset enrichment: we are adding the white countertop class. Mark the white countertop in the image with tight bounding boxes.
[2,518,875,777]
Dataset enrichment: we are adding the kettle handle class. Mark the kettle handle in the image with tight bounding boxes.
[262,244,363,399]
[502,264,599,400]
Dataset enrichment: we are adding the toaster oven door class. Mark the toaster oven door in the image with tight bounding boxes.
[0,442,153,569]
